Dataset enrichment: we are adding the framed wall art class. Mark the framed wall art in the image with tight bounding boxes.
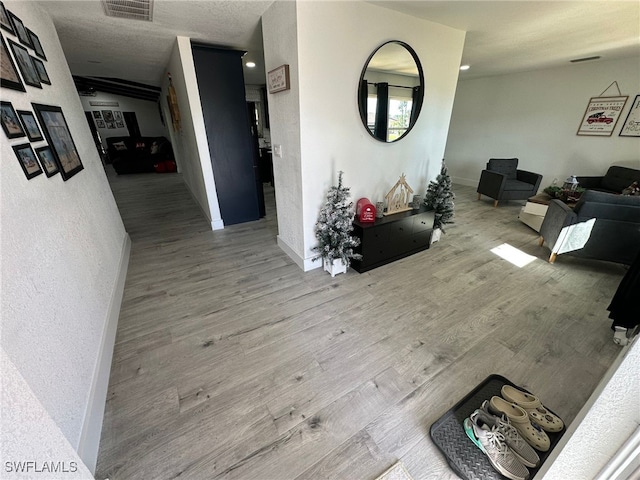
[619,95,640,137]
[16,109,43,141]
[0,1,15,34]
[267,64,290,93]
[1,35,25,92]
[102,110,114,122]
[31,55,50,84]
[7,11,31,48]
[32,103,84,181]
[95,119,105,128]
[12,143,43,179]
[92,111,102,119]
[27,27,46,60]
[35,145,59,177]
[1,101,25,138]
[577,96,628,136]
[7,38,41,88]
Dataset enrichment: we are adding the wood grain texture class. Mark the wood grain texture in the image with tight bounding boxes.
[95,169,624,480]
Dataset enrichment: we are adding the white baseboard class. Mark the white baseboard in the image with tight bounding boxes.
[77,232,131,474]
[277,236,320,272]
[450,176,478,187]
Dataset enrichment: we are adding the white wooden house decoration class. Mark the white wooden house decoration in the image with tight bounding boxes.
[384,174,414,215]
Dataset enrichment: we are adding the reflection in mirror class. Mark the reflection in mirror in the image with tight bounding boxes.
[358,41,424,142]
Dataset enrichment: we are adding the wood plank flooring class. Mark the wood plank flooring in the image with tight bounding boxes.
[96,169,625,480]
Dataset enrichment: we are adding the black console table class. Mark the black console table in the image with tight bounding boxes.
[351,206,435,273]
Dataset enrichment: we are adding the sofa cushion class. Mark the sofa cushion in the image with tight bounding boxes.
[601,166,640,193]
[487,158,518,180]
[504,179,534,191]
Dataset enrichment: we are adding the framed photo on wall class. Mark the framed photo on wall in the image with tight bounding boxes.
[16,109,43,141]
[95,119,105,128]
[35,145,59,177]
[619,94,640,137]
[7,11,32,48]
[7,38,41,88]
[577,96,628,136]
[1,35,25,92]
[27,27,46,60]
[32,103,84,181]
[0,1,15,34]
[31,56,50,84]
[267,64,290,93]
[1,101,26,138]
[12,143,43,179]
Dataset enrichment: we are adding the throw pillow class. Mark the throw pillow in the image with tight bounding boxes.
[150,141,159,155]
[622,182,639,196]
[113,141,127,151]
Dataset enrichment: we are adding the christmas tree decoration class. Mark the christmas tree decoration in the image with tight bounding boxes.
[425,159,455,234]
[312,171,362,276]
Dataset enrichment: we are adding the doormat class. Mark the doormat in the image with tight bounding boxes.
[374,461,414,480]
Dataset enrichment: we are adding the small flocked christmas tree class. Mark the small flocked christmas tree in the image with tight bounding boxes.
[424,159,455,233]
[312,171,362,266]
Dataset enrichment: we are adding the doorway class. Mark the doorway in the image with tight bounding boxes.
[84,111,107,164]
[123,112,141,137]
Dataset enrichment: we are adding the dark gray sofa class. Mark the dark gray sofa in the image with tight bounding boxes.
[577,166,640,194]
[538,189,640,265]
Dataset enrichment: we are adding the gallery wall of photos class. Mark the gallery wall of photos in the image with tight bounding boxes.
[1,0,83,181]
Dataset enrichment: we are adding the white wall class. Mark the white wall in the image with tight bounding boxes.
[0,1,128,472]
[79,91,168,148]
[1,350,94,479]
[262,1,304,267]
[540,337,640,479]
[445,57,640,188]
[162,37,223,230]
[263,1,465,270]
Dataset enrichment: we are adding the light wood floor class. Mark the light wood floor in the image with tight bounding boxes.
[96,169,625,480]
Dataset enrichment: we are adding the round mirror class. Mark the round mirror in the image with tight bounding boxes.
[358,41,424,142]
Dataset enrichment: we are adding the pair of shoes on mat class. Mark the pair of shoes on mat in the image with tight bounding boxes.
[464,409,531,480]
[488,385,564,452]
[501,385,564,433]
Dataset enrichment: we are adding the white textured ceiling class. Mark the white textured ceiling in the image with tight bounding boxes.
[38,0,640,87]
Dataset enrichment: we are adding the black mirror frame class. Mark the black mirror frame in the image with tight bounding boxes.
[357,40,425,143]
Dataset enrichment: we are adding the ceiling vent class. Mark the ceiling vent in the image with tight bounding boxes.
[102,0,153,21]
[570,56,601,63]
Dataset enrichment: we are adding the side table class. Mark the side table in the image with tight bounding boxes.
[518,193,552,232]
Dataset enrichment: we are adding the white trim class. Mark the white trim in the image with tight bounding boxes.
[77,233,131,473]
[277,235,319,271]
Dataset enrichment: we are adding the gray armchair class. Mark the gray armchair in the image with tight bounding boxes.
[538,190,640,265]
[477,158,543,207]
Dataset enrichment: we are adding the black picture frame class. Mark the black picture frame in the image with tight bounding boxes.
[7,38,41,88]
[12,142,43,179]
[95,119,105,128]
[26,27,46,60]
[32,103,84,181]
[0,1,15,34]
[35,145,59,177]
[7,11,31,48]
[1,35,25,92]
[619,94,640,137]
[92,111,102,119]
[16,109,44,141]
[1,101,26,138]
[31,55,50,84]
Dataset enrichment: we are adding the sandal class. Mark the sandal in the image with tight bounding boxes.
[501,385,564,433]
[489,396,550,452]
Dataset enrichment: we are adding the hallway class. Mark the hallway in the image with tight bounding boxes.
[96,171,623,480]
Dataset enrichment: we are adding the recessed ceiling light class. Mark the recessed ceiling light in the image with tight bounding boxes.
[246,62,256,68]
[460,65,470,71]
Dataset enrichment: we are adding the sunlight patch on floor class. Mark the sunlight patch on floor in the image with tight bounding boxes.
[490,243,536,268]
